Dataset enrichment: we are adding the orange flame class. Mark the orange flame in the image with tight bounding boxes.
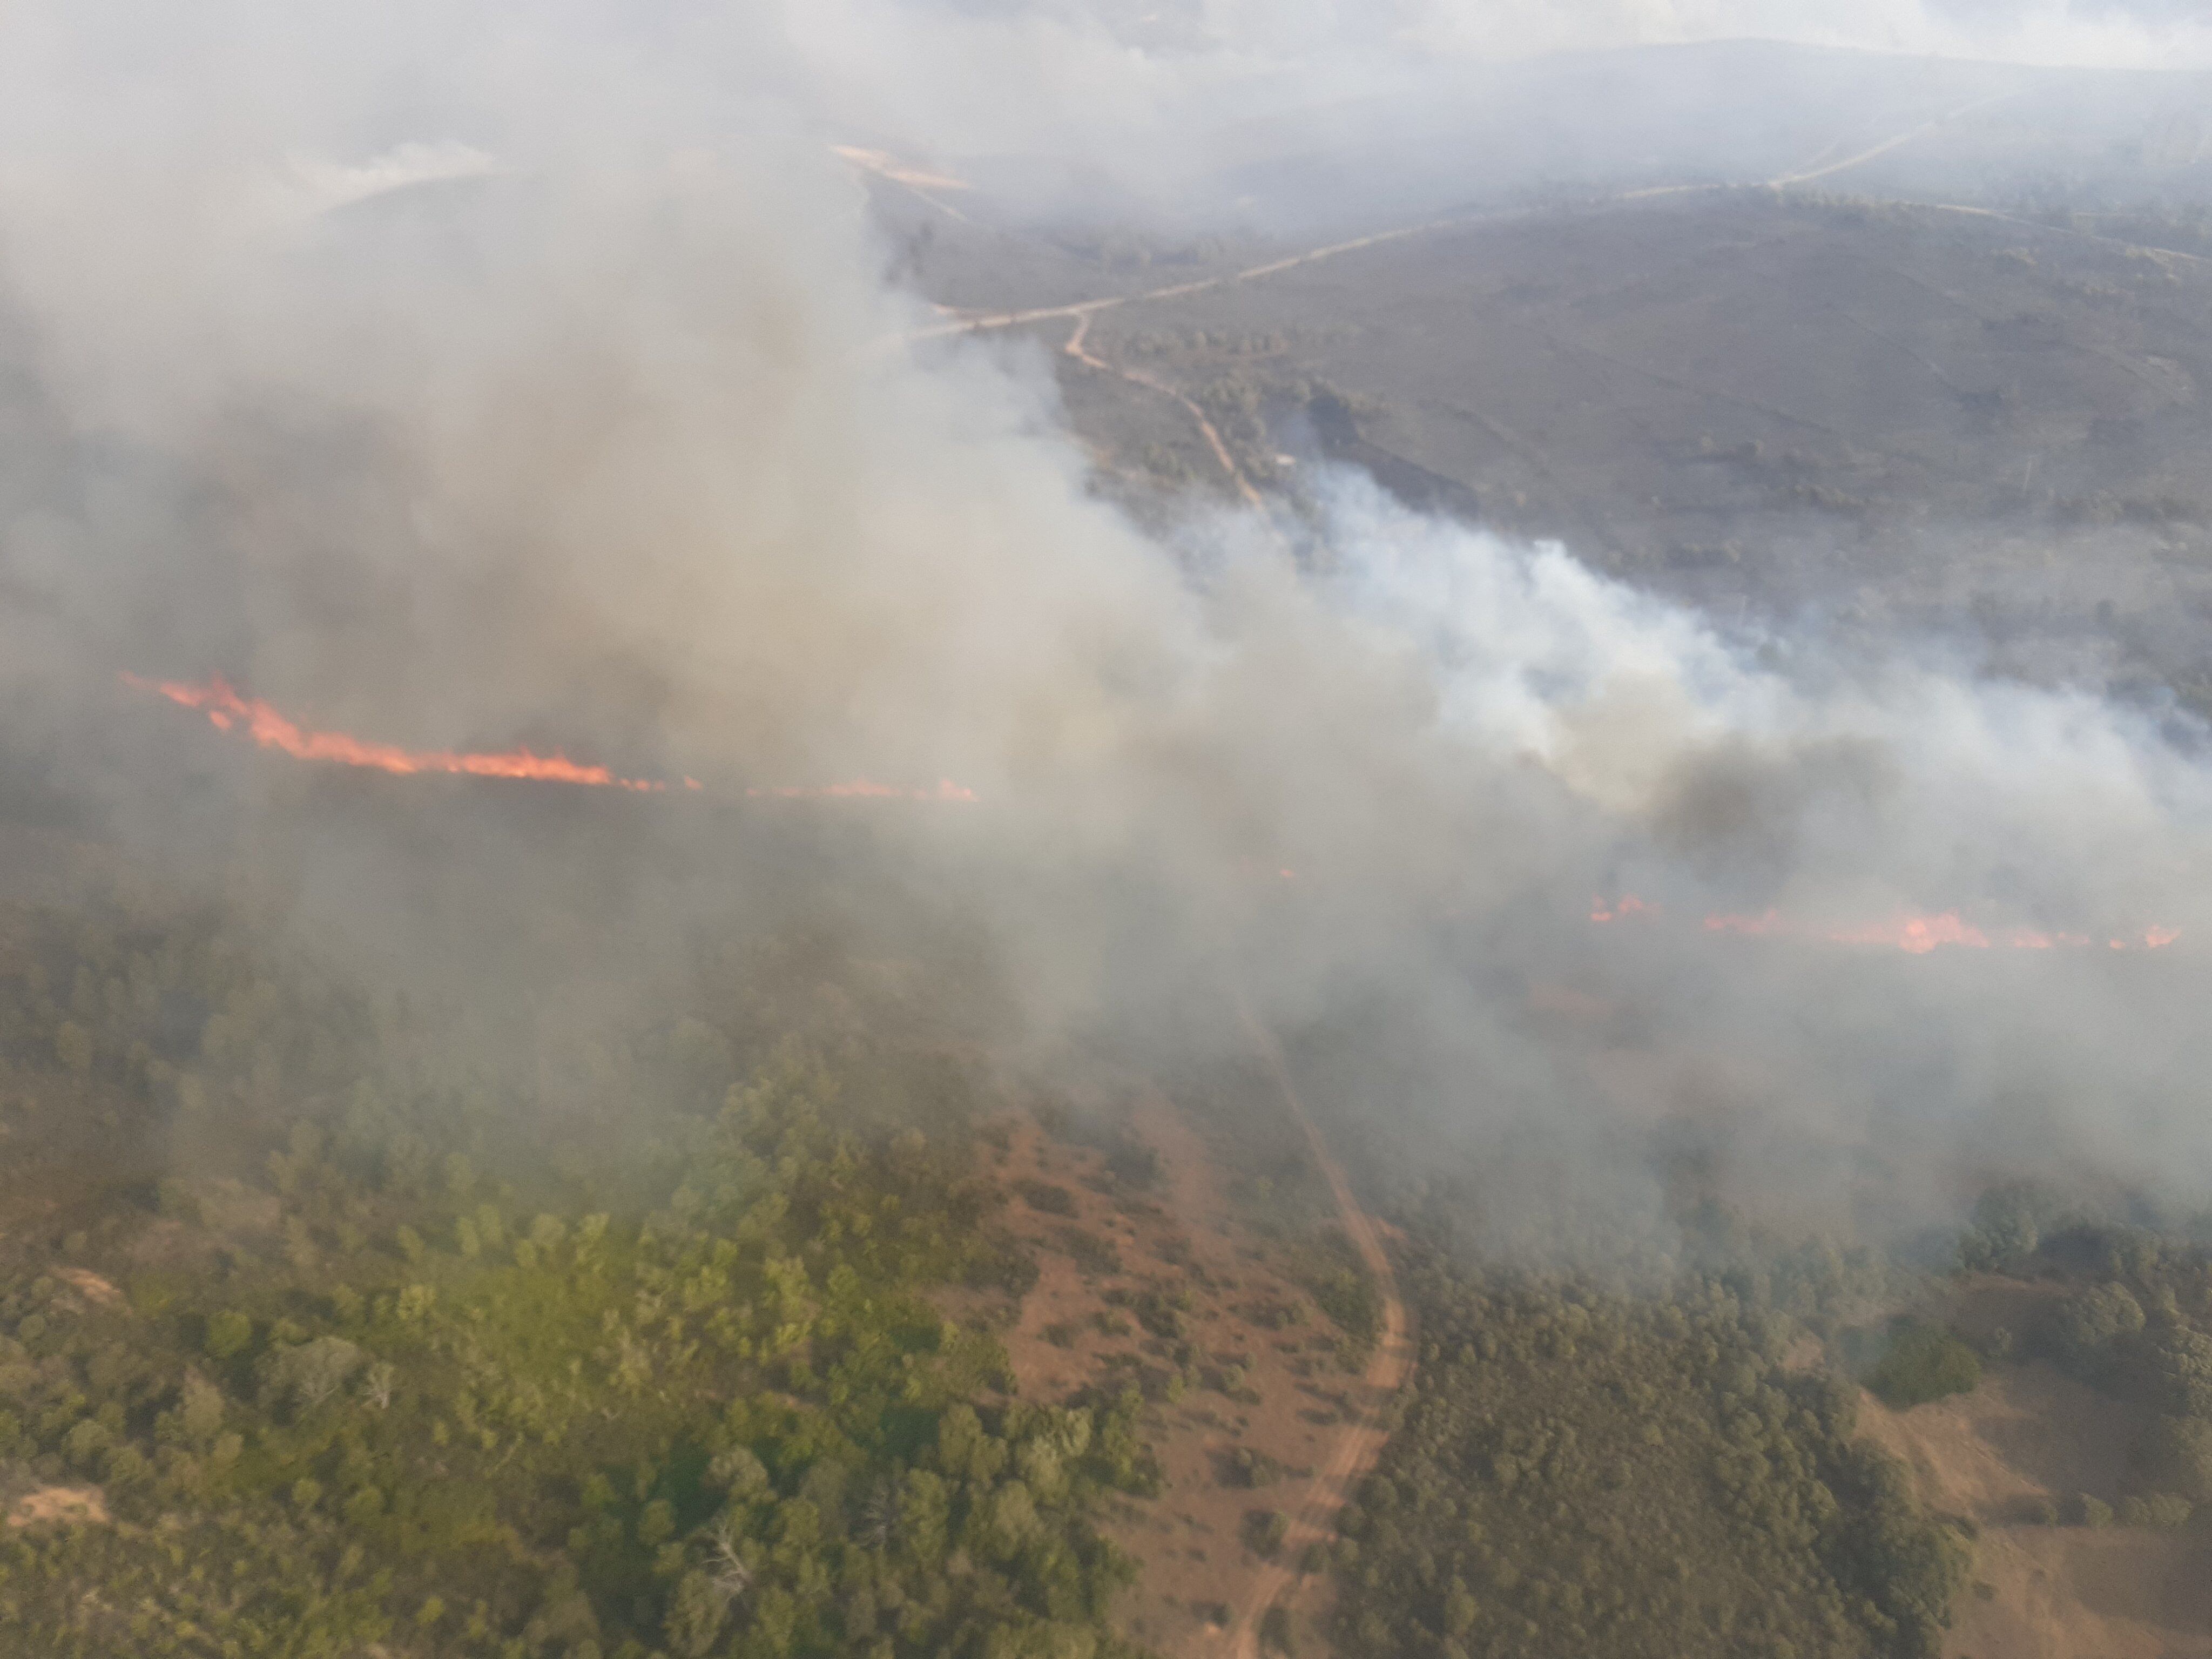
[125,673,669,790]
[1678,905,2176,953]
[1828,912,1987,954]
[125,673,979,803]
[1590,893,1656,923]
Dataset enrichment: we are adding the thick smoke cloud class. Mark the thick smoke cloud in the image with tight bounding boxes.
[1302,484,2212,1237]
[3,1,2210,1260]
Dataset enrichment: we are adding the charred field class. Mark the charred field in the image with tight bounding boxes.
[905,181,2212,716]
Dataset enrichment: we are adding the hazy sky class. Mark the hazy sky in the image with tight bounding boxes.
[929,0,2212,64]
[1344,0,2210,65]
[780,0,2212,80]
[767,0,2212,198]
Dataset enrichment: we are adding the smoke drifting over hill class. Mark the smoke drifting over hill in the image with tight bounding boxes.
[777,0,2212,227]
[4,1,2211,1259]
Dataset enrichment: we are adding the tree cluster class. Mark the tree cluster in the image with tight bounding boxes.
[1960,1182,2212,1523]
[0,899,1152,1659]
[1329,1252,1966,1659]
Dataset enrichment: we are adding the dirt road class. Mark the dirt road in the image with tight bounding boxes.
[900,215,1477,349]
[1767,89,2025,187]
[891,89,2157,368]
[1063,313,1267,509]
[1229,997,1414,1659]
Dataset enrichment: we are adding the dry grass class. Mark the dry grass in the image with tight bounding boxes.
[1860,1363,2212,1658]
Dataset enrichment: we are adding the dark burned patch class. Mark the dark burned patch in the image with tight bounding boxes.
[1016,1178,1077,1216]
[1294,391,1484,522]
[1648,734,1896,882]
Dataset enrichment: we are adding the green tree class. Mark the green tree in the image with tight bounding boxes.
[1866,1319,1981,1408]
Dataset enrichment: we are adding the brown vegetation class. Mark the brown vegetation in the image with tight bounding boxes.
[959,1077,1409,1659]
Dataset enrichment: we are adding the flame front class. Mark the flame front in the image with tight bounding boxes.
[126,673,669,790]
[1828,912,1989,953]
[1590,894,1657,923]
[1610,898,2181,954]
[125,673,977,803]
[1819,912,2177,954]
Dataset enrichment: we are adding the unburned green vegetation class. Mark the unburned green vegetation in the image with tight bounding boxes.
[0,893,1154,1658]
[1953,1182,2212,1527]
[1863,1320,1982,1410]
[1329,1249,1969,1659]
[0,881,2144,1659]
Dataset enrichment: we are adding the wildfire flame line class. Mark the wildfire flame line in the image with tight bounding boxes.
[123,675,977,803]
[1595,895,2177,954]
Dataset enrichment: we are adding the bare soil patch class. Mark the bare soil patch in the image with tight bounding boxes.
[55,1265,122,1306]
[6,1485,109,1529]
[1220,1009,1413,1659]
[1945,1528,2212,1659]
[963,1083,1406,1659]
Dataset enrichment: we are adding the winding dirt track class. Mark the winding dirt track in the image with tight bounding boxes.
[893,85,2212,373]
[1228,997,1413,1659]
[894,97,2004,357]
[1767,89,2026,187]
[1064,314,1266,509]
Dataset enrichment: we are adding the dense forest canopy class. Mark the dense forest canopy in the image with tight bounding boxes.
[10,793,2212,1658]
[0,867,1154,1657]
[1331,1252,1966,1659]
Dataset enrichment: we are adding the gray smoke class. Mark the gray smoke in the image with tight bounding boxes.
[3,0,2210,1263]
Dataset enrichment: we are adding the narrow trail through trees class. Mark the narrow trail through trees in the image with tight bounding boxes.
[1225,998,1414,1659]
